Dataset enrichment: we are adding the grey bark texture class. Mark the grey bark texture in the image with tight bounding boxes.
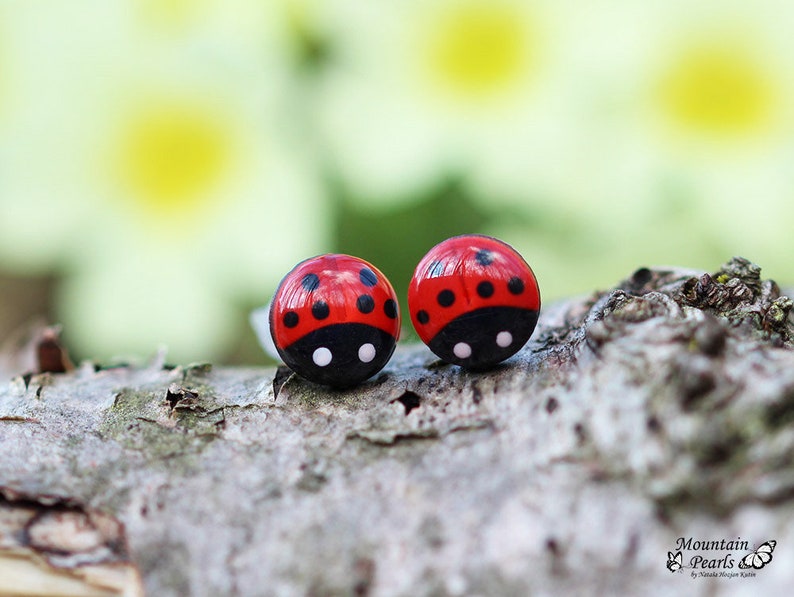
[1,257,794,597]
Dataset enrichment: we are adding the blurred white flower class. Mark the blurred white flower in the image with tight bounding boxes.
[317,0,587,208]
[0,0,329,361]
[315,0,794,293]
[0,24,9,128]
[562,0,794,283]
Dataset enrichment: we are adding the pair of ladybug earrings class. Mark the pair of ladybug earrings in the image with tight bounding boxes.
[261,234,541,388]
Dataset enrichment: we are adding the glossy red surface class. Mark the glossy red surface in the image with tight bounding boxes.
[271,254,400,350]
[408,235,540,342]
[408,235,540,368]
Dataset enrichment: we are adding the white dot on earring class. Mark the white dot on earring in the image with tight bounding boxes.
[312,347,332,367]
[358,343,376,363]
[453,342,472,359]
[496,331,513,348]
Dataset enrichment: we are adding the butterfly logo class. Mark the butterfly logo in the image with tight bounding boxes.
[666,551,683,572]
[738,540,776,570]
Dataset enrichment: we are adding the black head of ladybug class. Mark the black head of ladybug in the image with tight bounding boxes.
[279,323,397,387]
[426,306,540,369]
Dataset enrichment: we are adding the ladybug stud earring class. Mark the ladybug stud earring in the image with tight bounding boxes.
[408,234,540,369]
[269,254,400,388]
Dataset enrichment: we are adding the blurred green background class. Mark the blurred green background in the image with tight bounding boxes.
[1,0,792,365]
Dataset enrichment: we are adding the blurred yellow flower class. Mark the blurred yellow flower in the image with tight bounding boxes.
[421,2,536,102]
[658,42,776,139]
[137,0,211,30]
[317,0,581,207]
[110,97,235,219]
[574,0,794,283]
[0,1,328,361]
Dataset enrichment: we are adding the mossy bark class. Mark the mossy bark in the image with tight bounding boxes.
[1,258,793,596]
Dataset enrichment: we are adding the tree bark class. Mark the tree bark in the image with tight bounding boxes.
[1,257,793,596]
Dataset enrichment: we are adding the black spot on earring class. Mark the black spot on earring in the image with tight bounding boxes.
[357,294,375,314]
[477,281,494,298]
[384,299,398,319]
[360,268,377,287]
[312,301,330,320]
[283,311,299,328]
[475,250,494,266]
[417,310,429,324]
[302,273,320,291]
[437,289,455,307]
[508,277,525,295]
